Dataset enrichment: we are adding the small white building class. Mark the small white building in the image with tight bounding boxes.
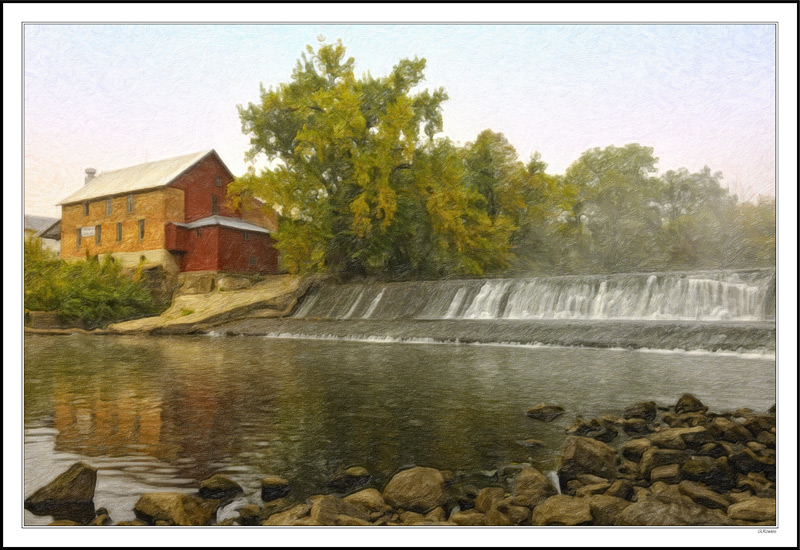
[24,215,61,254]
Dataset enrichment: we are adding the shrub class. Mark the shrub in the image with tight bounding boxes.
[24,236,160,328]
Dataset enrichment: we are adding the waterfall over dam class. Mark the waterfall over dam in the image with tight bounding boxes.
[292,269,775,322]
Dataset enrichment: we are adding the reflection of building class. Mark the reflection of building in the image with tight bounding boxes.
[56,150,279,274]
[24,215,61,253]
[53,393,163,457]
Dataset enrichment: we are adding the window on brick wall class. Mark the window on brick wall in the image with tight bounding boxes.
[212,196,218,215]
[196,228,202,238]
[128,194,134,213]
[83,202,89,215]
[116,222,122,242]
[215,176,222,187]
[243,231,250,241]
[249,257,258,266]
[95,225,102,244]
[76,228,82,247]
[138,219,145,240]
[106,199,112,215]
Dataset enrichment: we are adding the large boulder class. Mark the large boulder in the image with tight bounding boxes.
[383,467,447,513]
[134,492,218,526]
[727,445,776,476]
[649,427,713,450]
[680,456,737,492]
[677,480,730,511]
[615,492,737,526]
[24,462,97,524]
[623,401,657,423]
[261,476,290,502]
[510,467,558,509]
[588,494,632,525]
[639,448,689,479]
[727,498,776,523]
[308,495,370,526]
[675,393,707,414]
[526,403,565,421]
[198,474,243,502]
[709,417,754,443]
[261,504,312,526]
[343,488,387,515]
[449,509,485,526]
[620,438,652,462]
[474,487,505,513]
[530,495,593,526]
[327,466,371,493]
[557,436,618,492]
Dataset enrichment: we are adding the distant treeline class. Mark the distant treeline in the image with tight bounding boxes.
[230,40,775,280]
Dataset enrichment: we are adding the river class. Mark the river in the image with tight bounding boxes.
[23,332,775,525]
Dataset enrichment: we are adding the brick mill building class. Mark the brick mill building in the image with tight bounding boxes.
[57,150,279,274]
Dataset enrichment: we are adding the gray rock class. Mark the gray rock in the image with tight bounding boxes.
[557,436,618,492]
[530,495,593,526]
[709,417,754,443]
[24,462,97,524]
[216,276,252,292]
[383,467,447,513]
[526,403,565,421]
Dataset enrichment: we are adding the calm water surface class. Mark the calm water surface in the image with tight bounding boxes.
[23,334,775,524]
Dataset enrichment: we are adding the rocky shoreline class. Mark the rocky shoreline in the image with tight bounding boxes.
[25,394,776,527]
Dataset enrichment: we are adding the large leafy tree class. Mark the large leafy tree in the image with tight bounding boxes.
[230,40,513,277]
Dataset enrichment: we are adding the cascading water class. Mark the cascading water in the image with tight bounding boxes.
[292,269,775,322]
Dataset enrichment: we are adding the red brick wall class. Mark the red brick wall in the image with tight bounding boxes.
[169,154,237,222]
[217,227,279,274]
[182,225,220,272]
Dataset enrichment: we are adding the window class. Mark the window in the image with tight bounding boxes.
[76,228,82,247]
[106,199,113,215]
[116,222,122,242]
[249,257,258,266]
[127,194,134,213]
[215,176,222,187]
[196,228,202,238]
[211,196,218,215]
[138,219,145,240]
[83,202,89,216]
[95,225,102,244]
[243,231,250,241]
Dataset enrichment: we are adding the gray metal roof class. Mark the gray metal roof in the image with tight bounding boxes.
[25,215,59,234]
[37,219,62,240]
[173,215,272,234]
[58,150,220,205]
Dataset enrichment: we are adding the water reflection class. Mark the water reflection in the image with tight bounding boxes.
[24,334,775,523]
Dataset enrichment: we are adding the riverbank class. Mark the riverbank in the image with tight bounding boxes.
[25,394,776,526]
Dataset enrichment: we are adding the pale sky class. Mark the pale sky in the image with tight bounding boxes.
[22,23,777,217]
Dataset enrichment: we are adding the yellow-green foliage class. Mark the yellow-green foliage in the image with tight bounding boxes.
[24,235,159,328]
[231,40,775,279]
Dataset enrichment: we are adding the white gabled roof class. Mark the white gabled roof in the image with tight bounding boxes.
[173,215,272,234]
[58,150,222,205]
